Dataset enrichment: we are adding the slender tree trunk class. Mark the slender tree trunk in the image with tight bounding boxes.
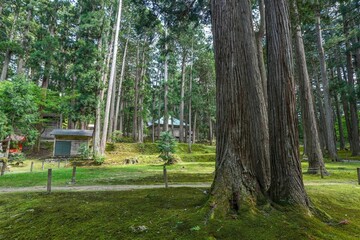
[179,52,187,142]
[108,70,117,141]
[192,111,197,144]
[266,0,309,206]
[163,29,169,132]
[344,20,360,155]
[293,2,327,175]
[210,0,270,215]
[100,0,123,155]
[334,93,345,150]
[315,12,338,161]
[114,38,129,132]
[1,12,18,81]
[209,117,213,145]
[314,75,327,152]
[188,51,193,153]
[133,43,140,141]
[17,8,32,74]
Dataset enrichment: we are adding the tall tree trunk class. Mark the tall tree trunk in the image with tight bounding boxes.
[314,75,327,152]
[209,117,213,145]
[133,43,140,141]
[188,49,193,153]
[108,69,117,141]
[192,111,197,144]
[293,2,327,175]
[1,12,18,81]
[210,0,270,215]
[255,0,267,103]
[114,38,129,133]
[266,0,309,206]
[344,19,360,155]
[17,7,32,74]
[315,12,338,161]
[163,29,169,132]
[334,93,345,150]
[179,52,187,142]
[100,0,123,155]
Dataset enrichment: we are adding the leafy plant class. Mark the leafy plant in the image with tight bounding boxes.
[94,154,105,165]
[111,131,123,143]
[9,153,26,165]
[78,143,91,160]
[157,131,177,165]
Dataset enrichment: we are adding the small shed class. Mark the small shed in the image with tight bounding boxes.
[148,117,187,139]
[50,129,93,157]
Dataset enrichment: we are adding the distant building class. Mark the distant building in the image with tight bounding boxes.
[41,114,61,140]
[148,117,187,139]
[50,129,93,157]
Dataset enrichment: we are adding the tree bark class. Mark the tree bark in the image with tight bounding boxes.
[133,43,140,141]
[1,12,18,81]
[344,18,360,156]
[192,111,197,144]
[210,0,270,215]
[114,38,129,133]
[315,12,338,161]
[179,52,187,142]
[293,2,327,175]
[163,29,169,132]
[266,0,309,206]
[334,93,345,150]
[100,0,123,155]
[17,7,32,74]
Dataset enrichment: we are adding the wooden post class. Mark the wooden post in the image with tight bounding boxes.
[47,169,52,194]
[42,161,45,171]
[30,161,34,172]
[0,162,5,176]
[320,166,324,179]
[357,168,360,185]
[71,166,76,184]
[163,165,168,188]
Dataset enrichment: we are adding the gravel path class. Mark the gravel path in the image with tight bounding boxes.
[0,181,358,194]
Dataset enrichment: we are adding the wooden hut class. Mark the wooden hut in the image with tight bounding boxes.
[148,117,187,140]
[50,129,93,157]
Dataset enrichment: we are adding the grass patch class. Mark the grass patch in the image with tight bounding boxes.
[0,185,359,239]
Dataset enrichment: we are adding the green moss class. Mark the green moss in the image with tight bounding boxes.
[179,154,215,162]
[0,186,359,239]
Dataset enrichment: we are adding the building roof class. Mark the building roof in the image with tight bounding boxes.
[148,117,187,127]
[50,129,94,137]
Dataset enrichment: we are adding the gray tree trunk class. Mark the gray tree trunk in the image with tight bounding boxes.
[163,29,169,132]
[133,43,140,141]
[179,52,187,142]
[293,3,327,175]
[1,12,18,81]
[266,0,309,206]
[100,0,123,155]
[114,38,129,133]
[315,12,338,161]
[210,0,270,215]
[17,8,32,74]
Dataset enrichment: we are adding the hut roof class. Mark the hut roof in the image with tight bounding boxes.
[148,117,186,127]
[50,129,93,137]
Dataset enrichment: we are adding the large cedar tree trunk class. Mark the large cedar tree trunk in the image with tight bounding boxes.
[210,0,270,215]
[266,0,309,206]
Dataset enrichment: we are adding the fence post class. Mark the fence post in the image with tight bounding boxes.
[320,166,324,179]
[47,169,52,194]
[357,168,360,185]
[71,166,77,184]
[163,165,168,188]
[42,161,45,171]
[30,161,34,172]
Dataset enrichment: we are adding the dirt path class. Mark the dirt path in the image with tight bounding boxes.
[0,181,358,194]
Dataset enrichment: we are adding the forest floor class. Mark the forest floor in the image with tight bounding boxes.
[1,143,360,239]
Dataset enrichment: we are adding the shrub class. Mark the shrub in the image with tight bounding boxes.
[78,143,91,159]
[158,131,177,165]
[111,131,123,143]
[94,154,105,165]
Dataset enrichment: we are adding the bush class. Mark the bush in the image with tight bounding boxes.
[94,154,105,165]
[78,143,91,160]
[111,131,123,143]
[9,153,26,165]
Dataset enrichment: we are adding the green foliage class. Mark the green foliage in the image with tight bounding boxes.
[9,153,26,165]
[94,154,105,165]
[111,130,124,143]
[157,131,177,164]
[78,143,91,160]
[0,76,40,145]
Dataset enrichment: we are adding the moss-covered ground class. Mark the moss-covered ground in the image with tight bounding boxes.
[1,143,360,239]
[0,185,359,240]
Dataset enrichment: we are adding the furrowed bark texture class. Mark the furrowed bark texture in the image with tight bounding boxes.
[265,0,309,206]
[293,3,327,175]
[211,0,270,213]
